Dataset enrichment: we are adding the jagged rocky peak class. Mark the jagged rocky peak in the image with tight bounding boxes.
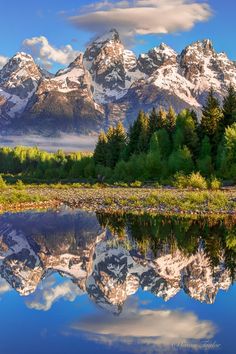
[179,39,215,83]
[181,39,215,58]
[138,43,177,75]
[83,28,140,103]
[84,28,121,66]
[0,52,42,82]
[92,28,120,46]
[123,49,138,72]
[56,53,84,77]
[3,52,34,68]
[68,52,84,68]
[0,51,45,123]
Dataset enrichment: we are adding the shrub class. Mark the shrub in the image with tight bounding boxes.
[173,172,207,189]
[0,175,7,189]
[172,172,188,188]
[130,181,142,188]
[209,177,221,190]
[187,172,207,189]
[15,180,25,190]
[113,182,129,187]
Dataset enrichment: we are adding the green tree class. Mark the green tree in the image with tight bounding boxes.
[146,133,163,179]
[137,112,150,153]
[149,108,159,137]
[201,87,223,138]
[197,135,213,176]
[174,110,199,158]
[166,106,176,132]
[127,111,150,156]
[94,131,108,165]
[222,84,236,127]
[168,146,194,175]
[106,122,127,168]
[157,107,167,130]
[221,123,236,179]
[156,128,172,158]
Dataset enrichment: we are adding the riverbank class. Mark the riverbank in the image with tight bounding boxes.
[1,186,236,216]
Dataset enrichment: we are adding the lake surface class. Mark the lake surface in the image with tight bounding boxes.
[0,209,236,354]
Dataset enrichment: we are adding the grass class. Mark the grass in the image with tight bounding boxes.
[0,179,235,216]
[123,190,235,213]
[0,186,49,211]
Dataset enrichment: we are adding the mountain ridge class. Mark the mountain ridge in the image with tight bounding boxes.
[0,29,235,134]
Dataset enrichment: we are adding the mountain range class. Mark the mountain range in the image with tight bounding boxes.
[0,29,236,135]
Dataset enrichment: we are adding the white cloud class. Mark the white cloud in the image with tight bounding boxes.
[0,278,11,294]
[69,0,212,41]
[25,276,83,311]
[71,306,218,352]
[22,36,79,69]
[0,55,9,69]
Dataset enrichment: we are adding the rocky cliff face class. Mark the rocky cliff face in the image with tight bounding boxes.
[0,211,232,313]
[1,30,236,133]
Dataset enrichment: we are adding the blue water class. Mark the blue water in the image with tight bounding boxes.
[0,209,235,354]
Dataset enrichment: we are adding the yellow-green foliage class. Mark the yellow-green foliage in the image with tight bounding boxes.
[188,172,208,189]
[209,177,221,190]
[15,180,25,190]
[173,172,207,190]
[0,175,7,189]
[130,181,142,188]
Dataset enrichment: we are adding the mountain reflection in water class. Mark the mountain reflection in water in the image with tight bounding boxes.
[0,209,235,311]
[0,209,236,354]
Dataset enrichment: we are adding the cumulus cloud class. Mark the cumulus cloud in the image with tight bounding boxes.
[0,278,11,295]
[70,306,218,352]
[0,55,9,69]
[69,0,212,41]
[26,276,83,311]
[22,36,79,69]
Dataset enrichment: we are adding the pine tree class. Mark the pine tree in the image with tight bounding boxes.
[196,135,213,176]
[106,122,127,168]
[166,106,176,132]
[174,109,199,158]
[223,84,236,127]
[127,121,139,157]
[156,128,172,158]
[146,133,163,179]
[127,111,150,156]
[94,131,108,165]
[157,107,167,130]
[221,122,236,179]
[168,146,194,175]
[201,87,223,138]
[138,112,150,153]
[149,108,159,137]
[190,109,199,127]
[173,128,184,150]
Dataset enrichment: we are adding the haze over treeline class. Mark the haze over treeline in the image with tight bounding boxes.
[0,134,97,152]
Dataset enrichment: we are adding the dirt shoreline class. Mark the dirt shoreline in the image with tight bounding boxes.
[1,187,236,217]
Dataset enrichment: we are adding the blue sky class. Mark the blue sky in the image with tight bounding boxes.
[0,0,235,72]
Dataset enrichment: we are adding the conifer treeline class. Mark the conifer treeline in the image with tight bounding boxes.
[94,85,236,182]
[0,85,236,184]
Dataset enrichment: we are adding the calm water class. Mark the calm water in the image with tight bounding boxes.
[0,209,236,354]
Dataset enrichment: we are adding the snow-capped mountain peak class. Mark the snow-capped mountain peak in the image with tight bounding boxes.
[1,30,236,133]
[92,28,120,46]
[138,43,177,75]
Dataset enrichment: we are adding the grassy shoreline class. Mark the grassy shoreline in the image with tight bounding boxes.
[1,185,236,216]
